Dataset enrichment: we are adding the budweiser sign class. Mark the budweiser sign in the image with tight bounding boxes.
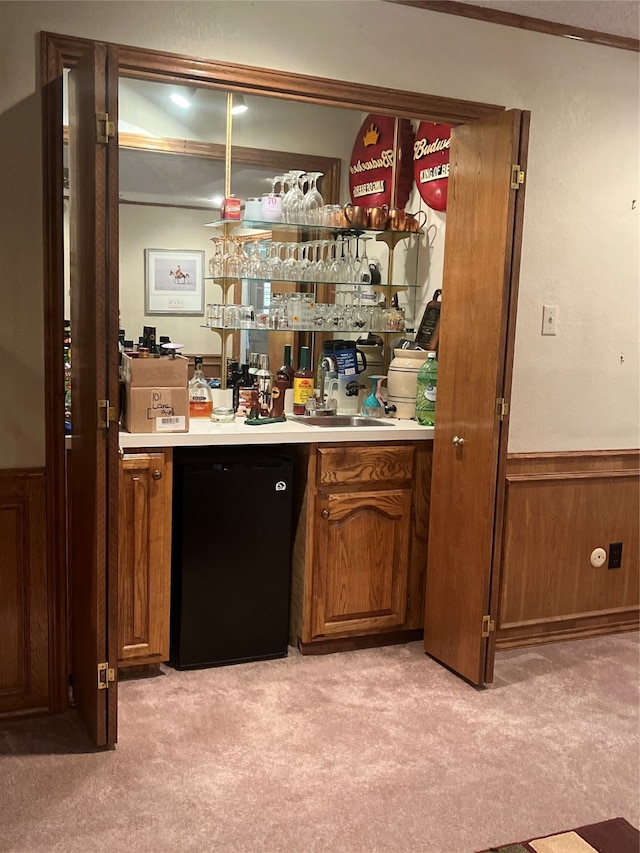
[413,121,451,212]
[349,114,414,209]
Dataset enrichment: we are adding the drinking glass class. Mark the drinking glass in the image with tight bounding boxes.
[354,236,372,285]
[283,170,305,224]
[302,172,324,225]
[268,242,284,280]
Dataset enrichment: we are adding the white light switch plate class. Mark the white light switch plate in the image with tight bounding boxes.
[542,304,558,335]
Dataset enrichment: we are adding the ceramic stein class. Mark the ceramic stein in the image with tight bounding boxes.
[386,348,430,418]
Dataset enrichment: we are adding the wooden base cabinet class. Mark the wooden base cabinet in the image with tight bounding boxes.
[118,450,172,668]
[291,441,432,651]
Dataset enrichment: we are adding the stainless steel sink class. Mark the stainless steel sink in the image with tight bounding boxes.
[287,415,396,428]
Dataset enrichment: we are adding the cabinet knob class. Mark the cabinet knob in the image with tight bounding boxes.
[321,509,330,519]
[452,435,465,447]
[152,469,163,480]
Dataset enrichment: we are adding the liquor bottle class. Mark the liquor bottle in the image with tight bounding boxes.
[188,356,213,417]
[270,344,294,418]
[293,346,314,415]
[277,344,295,386]
[415,351,438,425]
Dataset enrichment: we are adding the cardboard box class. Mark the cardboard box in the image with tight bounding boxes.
[123,386,190,434]
[121,352,188,388]
[121,353,190,433]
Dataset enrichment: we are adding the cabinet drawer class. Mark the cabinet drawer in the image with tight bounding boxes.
[317,444,414,487]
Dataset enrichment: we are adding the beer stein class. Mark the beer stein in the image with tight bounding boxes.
[343,203,369,229]
[367,205,389,230]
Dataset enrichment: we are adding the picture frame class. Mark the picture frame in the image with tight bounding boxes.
[144,248,205,316]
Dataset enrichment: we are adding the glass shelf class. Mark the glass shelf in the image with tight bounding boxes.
[204,275,418,289]
[203,324,410,334]
[203,217,422,243]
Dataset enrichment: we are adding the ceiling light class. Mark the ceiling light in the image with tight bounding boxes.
[231,94,248,115]
[211,195,224,207]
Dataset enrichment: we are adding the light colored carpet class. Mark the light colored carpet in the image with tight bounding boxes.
[0,633,638,853]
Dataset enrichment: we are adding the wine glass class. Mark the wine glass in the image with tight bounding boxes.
[283,170,306,224]
[354,236,372,285]
[302,171,324,225]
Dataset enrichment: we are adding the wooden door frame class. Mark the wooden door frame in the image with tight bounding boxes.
[41,30,509,712]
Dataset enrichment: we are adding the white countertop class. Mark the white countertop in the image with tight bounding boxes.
[118,416,433,448]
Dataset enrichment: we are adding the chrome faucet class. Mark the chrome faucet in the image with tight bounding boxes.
[314,355,337,416]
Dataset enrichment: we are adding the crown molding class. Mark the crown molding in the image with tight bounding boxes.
[384,1,640,52]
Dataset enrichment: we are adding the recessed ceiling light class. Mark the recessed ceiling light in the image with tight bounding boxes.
[170,91,194,109]
[231,94,248,115]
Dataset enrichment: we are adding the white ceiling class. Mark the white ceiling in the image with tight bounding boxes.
[460,1,639,39]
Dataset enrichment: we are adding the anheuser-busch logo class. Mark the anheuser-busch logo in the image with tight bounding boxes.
[349,113,414,209]
[349,149,395,174]
[412,121,451,212]
[413,136,451,160]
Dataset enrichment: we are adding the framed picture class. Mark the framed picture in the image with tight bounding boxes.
[144,248,205,316]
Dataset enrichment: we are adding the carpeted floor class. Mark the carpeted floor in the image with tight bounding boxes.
[0,632,638,853]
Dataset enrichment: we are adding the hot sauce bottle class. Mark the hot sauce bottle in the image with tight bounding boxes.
[293,346,314,415]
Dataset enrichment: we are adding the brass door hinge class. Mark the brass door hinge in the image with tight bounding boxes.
[481,615,495,638]
[497,397,509,421]
[97,662,115,690]
[96,111,115,144]
[98,399,116,429]
[511,164,525,189]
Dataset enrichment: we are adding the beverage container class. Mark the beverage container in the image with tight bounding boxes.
[256,354,273,417]
[386,347,429,419]
[188,357,213,418]
[235,364,256,417]
[415,351,438,425]
[277,344,295,386]
[293,346,314,415]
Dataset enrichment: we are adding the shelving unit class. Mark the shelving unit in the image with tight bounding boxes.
[203,217,424,387]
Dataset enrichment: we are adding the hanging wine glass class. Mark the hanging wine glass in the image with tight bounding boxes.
[302,171,324,225]
[354,236,372,285]
[283,170,306,224]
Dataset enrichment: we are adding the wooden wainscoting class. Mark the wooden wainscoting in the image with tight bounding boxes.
[497,451,639,649]
[0,470,49,718]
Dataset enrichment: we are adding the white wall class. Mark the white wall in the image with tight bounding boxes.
[0,0,638,466]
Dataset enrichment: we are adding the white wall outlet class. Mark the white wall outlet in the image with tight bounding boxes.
[590,547,607,568]
[542,305,558,335]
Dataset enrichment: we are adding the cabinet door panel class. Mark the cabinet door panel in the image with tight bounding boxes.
[313,490,411,638]
[118,452,172,665]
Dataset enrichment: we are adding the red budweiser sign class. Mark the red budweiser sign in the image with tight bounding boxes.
[349,114,414,209]
[413,122,451,212]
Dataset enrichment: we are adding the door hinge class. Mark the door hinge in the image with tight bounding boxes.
[97,662,115,690]
[96,111,115,144]
[98,399,116,428]
[497,397,509,421]
[481,615,495,638]
[511,164,525,189]
[407,594,411,611]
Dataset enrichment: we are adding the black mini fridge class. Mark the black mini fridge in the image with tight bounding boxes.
[170,447,294,669]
